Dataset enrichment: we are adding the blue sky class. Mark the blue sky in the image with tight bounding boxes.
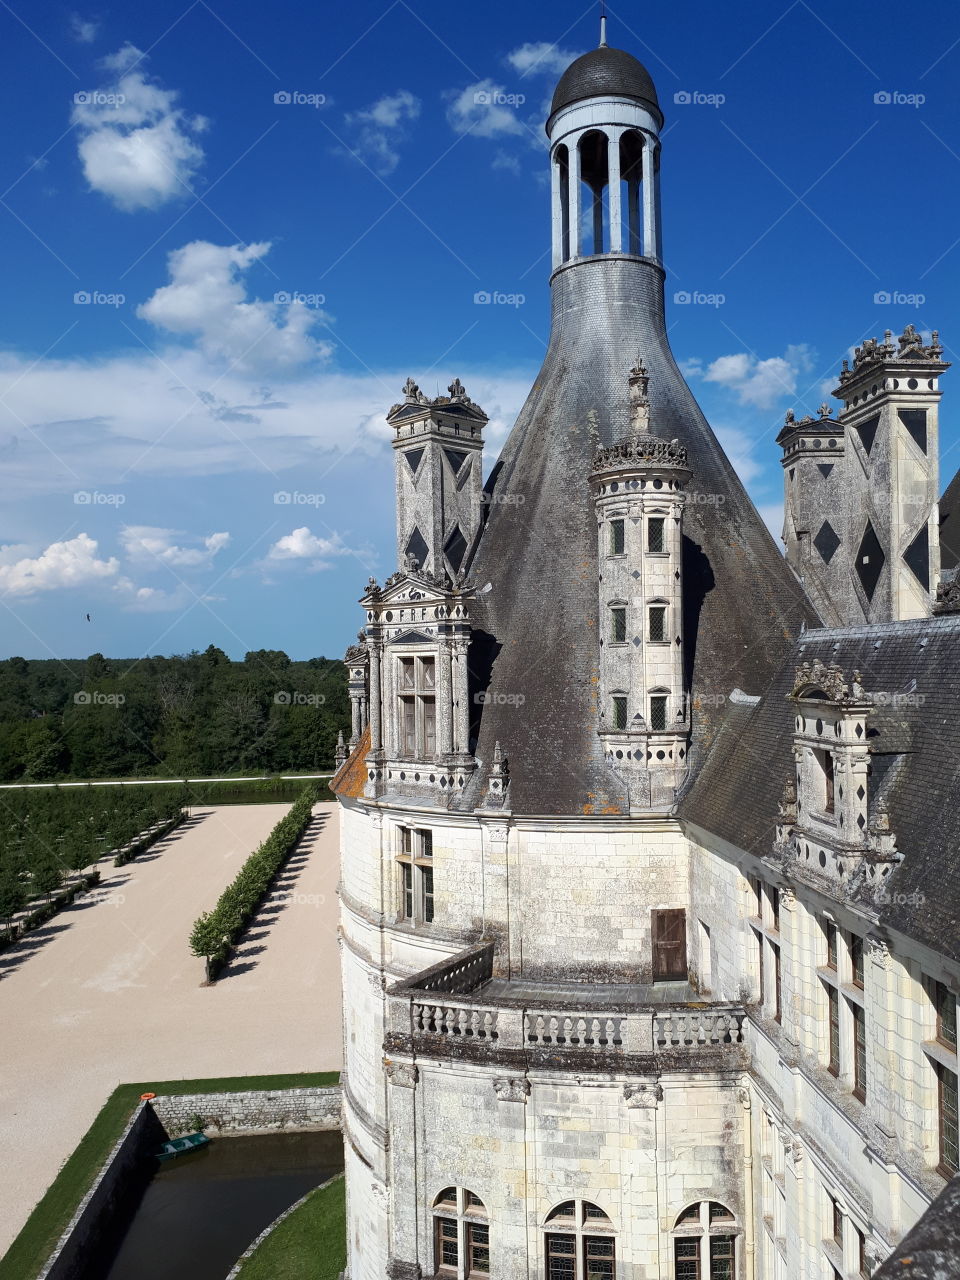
[1,0,958,660]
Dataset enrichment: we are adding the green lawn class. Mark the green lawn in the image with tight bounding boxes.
[236,1175,346,1280]
[0,1072,340,1280]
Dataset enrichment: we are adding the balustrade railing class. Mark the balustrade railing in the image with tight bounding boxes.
[654,1008,746,1048]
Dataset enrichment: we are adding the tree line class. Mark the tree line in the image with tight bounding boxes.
[0,647,350,781]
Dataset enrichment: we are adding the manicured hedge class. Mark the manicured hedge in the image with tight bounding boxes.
[189,784,318,980]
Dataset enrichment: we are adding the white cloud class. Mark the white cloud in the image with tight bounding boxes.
[758,501,785,542]
[70,13,99,43]
[0,533,118,597]
[714,424,765,485]
[266,527,353,572]
[505,42,581,78]
[446,80,526,139]
[72,47,206,210]
[120,526,230,567]
[685,344,816,410]
[344,90,420,176]
[138,240,333,370]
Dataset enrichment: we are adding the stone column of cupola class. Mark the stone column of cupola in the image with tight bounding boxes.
[437,636,454,757]
[591,362,691,810]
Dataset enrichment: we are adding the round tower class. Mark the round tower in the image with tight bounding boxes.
[590,359,692,811]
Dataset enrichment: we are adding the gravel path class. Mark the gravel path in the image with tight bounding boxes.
[0,801,342,1256]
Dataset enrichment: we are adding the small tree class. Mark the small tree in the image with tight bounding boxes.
[190,911,225,983]
[0,865,26,942]
[31,848,63,905]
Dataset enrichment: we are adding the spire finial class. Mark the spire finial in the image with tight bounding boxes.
[599,3,607,47]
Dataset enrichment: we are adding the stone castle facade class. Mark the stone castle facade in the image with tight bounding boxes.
[333,28,960,1280]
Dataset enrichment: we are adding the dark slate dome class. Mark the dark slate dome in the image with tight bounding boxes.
[550,46,661,121]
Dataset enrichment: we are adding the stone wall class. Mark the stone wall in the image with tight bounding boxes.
[38,1101,165,1280]
[149,1086,341,1135]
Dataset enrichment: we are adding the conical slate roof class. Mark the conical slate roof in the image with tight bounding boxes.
[461,257,818,815]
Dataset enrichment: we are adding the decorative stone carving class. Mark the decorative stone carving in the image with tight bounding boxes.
[384,1061,418,1088]
[493,1077,530,1103]
[484,824,509,842]
[737,1085,752,1111]
[367,970,386,993]
[592,432,689,474]
[934,574,960,615]
[792,658,850,703]
[370,1180,389,1207]
[867,936,892,969]
[623,1082,662,1109]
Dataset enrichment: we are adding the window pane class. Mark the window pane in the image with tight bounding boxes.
[937,981,957,1049]
[709,1203,733,1222]
[648,517,665,552]
[401,863,413,920]
[826,920,838,969]
[422,697,436,756]
[674,1237,700,1279]
[611,607,627,643]
[828,985,840,1074]
[401,698,416,756]
[419,656,435,688]
[466,1190,484,1209]
[650,695,667,731]
[610,520,625,554]
[649,605,666,642]
[468,1221,489,1274]
[851,935,864,987]
[940,1064,959,1173]
[770,886,780,931]
[437,1217,458,1268]
[400,827,412,856]
[710,1235,735,1279]
[419,829,434,859]
[585,1234,615,1279]
[773,943,782,1023]
[584,1203,610,1220]
[824,750,835,813]
[546,1202,576,1222]
[546,1234,576,1280]
[613,696,628,731]
[677,1204,701,1225]
[853,1003,867,1099]
[421,866,434,924]
[399,658,415,688]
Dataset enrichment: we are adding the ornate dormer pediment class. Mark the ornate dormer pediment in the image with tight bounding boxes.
[390,629,436,646]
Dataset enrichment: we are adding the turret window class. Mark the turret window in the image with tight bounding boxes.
[397,827,434,925]
[544,1200,615,1280]
[647,516,665,552]
[650,694,667,731]
[609,519,625,555]
[649,605,667,643]
[610,605,627,643]
[672,1202,739,1278]
[612,695,628,731]
[398,656,436,759]
[433,1187,489,1277]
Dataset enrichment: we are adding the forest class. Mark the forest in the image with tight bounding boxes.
[0,647,350,781]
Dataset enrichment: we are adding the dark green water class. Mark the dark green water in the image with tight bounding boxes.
[96,1130,344,1280]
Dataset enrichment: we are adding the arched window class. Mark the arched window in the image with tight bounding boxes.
[544,1200,615,1280]
[554,143,570,263]
[619,130,644,254]
[578,130,610,255]
[433,1187,489,1276]
[672,1201,739,1279]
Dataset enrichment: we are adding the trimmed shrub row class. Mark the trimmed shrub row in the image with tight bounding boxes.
[189,784,318,981]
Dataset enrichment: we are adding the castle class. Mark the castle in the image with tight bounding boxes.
[332,27,960,1280]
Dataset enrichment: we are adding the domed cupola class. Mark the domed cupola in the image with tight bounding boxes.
[546,17,665,269]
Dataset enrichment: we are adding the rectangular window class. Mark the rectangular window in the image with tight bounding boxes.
[419,656,435,688]
[650,694,667,731]
[467,1221,489,1275]
[827,984,840,1075]
[421,865,434,924]
[856,1227,869,1278]
[939,1063,959,1175]
[584,1236,615,1280]
[546,1233,576,1280]
[422,697,436,757]
[400,826,413,857]
[611,606,627,643]
[824,750,835,813]
[399,657,415,689]
[652,908,687,981]
[832,1197,843,1246]
[400,863,413,921]
[649,605,667,642]
[710,1236,735,1280]
[647,517,665,552]
[825,920,838,970]
[772,943,782,1023]
[609,519,625,555]
[934,979,958,1050]
[674,1238,700,1280]
[756,929,765,1006]
[436,1217,458,1270]
[612,695,628,731]
[419,829,433,859]
[853,1002,867,1101]
[851,935,864,989]
[770,885,780,932]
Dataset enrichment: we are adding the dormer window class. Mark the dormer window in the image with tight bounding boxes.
[814,748,835,815]
[398,656,436,758]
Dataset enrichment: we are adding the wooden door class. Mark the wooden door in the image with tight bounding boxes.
[652,908,687,981]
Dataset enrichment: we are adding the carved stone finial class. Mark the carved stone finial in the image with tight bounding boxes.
[628,358,651,435]
[784,409,795,425]
[448,377,467,401]
[402,376,420,403]
[335,730,347,767]
[817,402,832,419]
[365,577,382,601]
